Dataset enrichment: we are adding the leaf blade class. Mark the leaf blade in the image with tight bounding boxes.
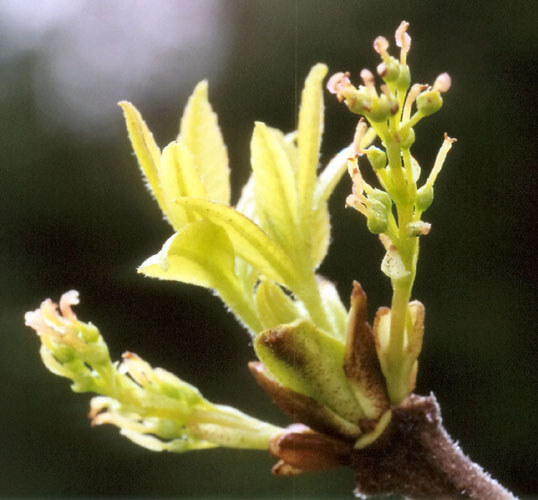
[159,141,207,229]
[251,122,299,252]
[180,81,230,204]
[297,64,328,233]
[119,101,164,210]
[175,197,298,289]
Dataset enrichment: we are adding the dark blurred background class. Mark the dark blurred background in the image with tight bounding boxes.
[1,0,536,498]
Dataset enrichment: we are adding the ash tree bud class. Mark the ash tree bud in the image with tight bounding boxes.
[416,90,443,116]
[370,189,392,212]
[366,147,387,170]
[366,199,388,234]
[377,57,400,83]
[415,185,434,211]
[400,127,415,149]
[396,64,411,93]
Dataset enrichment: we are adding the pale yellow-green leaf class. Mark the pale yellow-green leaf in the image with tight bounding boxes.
[406,301,425,359]
[265,127,298,173]
[138,220,235,290]
[234,176,258,297]
[255,280,301,330]
[158,141,207,229]
[138,220,262,333]
[310,203,331,269]
[175,197,298,289]
[313,144,354,209]
[297,63,328,224]
[179,81,230,204]
[255,319,363,422]
[235,175,256,220]
[119,101,164,211]
[316,276,347,340]
[251,122,299,251]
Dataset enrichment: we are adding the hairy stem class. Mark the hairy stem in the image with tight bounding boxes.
[351,394,516,499]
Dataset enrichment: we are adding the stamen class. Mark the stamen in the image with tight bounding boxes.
[353,119,368,155]
[427,133,457,187]
[402,83,428,122]
[60,290,79,321]
[326,72,352,102]
[360,69,376,95]
[373,36,389,57]
[433,73,452,93]
[395,21,411,64]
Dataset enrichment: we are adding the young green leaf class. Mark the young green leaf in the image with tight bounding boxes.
[158,141,207,229]
[119,101,164,211]
[297,63,328,240]
[175,197,299,290]
[138,220,236,290]
[251,121,299,253]
[316,276,347,340]
[255,280,302,330]
[179,81,230,204]
[313,144,354,209]
[310,203,330,269]
[138,220,262,333]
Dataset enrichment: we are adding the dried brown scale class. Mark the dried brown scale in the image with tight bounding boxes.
[269,423,353,475]
[344,281,390,418]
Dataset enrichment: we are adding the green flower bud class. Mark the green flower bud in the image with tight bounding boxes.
[400,127,415,149]
[366,147,387,170]
[84,344,111,365]
[396,64,411,93]
[368,94,391,122]
[370,189,392,212]
[416,90,443,116]
[54,344,75,363]
[345,89,371,116]
[367,199,388,234]
[416,185,434,211]
[377,57,400,83]
[80,323,99,343]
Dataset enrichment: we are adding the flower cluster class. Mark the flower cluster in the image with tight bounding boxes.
[327,21,455,403]
[26,291,280,452]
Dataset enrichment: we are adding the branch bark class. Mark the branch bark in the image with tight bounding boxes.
[266,392,516,499]
[351,394,516,499]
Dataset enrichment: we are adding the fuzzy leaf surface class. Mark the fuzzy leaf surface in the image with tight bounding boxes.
[179,81,230,204]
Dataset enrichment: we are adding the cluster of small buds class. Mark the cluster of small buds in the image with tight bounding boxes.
[24,291,111,393]
[346,158,393,236]
[330,22,457,404]
[328,21,455,243]
[26,292,282,453]
[326,68,399,124]
[328,21,451,132]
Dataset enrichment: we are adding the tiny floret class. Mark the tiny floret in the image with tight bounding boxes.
[433,72,452,93]
[326,72,352,102]
[373,36,389,56]
[395,21,411,53]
